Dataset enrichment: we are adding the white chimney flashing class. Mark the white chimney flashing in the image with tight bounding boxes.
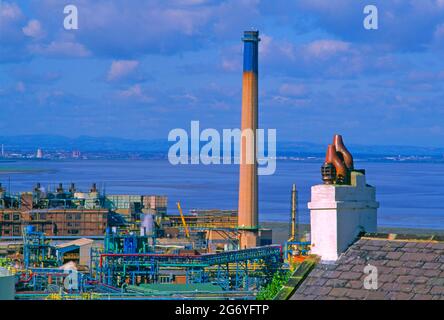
[308,172,379,262]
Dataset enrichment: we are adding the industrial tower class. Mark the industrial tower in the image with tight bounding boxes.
[238,30,260,249]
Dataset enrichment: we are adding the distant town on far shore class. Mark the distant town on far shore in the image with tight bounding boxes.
[0,135,443,162]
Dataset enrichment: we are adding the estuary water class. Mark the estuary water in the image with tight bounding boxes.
[0,159,443,230]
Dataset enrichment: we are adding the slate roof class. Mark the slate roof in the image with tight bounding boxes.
[291,235,444,300]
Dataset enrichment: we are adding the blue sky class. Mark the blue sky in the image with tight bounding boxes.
[1,0,444,147]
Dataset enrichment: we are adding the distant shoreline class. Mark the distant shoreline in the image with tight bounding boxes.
[0,168,50,174]
[0,156,443,163]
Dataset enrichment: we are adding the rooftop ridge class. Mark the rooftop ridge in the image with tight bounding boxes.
[362,232,444,243]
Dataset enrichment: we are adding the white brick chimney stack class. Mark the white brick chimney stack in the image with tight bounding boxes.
[308,171,379,262]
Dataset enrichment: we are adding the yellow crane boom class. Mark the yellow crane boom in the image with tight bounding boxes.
[176,201,190,238]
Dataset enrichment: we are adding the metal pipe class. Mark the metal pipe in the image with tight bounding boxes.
[289,184,298,242]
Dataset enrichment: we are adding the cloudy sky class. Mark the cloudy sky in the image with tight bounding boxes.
[1,0,444,147]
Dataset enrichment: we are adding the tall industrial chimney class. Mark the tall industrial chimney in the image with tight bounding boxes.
[238,30,260,249]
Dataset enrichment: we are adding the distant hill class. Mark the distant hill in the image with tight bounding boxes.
[277,141,444,157]
[0,135,167,153]
[0,135,443,157]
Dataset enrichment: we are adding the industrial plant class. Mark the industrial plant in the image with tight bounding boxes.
[1,30,443,301]
[0,30,288,300]
[0,177,284,299]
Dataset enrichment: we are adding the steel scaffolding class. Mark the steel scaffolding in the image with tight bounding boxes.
[22,226,58,269]
[92,244,282,290]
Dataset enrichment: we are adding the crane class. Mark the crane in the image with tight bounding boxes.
[176,201,190,238]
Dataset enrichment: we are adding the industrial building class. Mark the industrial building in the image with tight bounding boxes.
[0,182,278,300]
[0,182,167,237]
[55,238,97,267]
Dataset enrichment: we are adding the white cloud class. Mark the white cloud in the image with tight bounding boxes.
[107,60,140,82]
[259,34,273,56]
[279,83,308,97]
[22,20,45,39]
[221,58,240,72]
[0,2,22,20]
[29,41,91,58]
[117,84,153,103]
[433,23,444,44]
[304,40,350,59]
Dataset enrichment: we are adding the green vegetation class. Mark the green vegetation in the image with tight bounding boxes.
[0,258,14,275]
[256,270,291,300]
[256,257,319,300]
[0,258,12,268]
[273,259,318,300]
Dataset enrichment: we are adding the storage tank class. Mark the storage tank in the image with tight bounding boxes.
[140,213,154,236]
[0,268,15,300]
[25,225,35,234]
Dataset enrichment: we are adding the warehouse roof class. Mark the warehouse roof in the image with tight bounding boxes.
[291,234,444,300]
[56,238,94,249]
